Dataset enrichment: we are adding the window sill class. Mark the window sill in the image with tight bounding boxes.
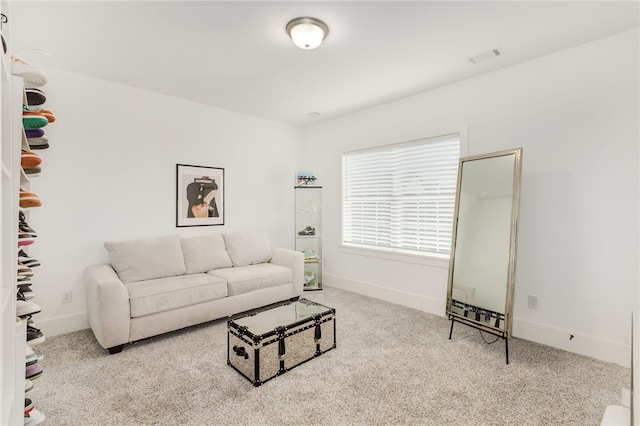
[338,244,450,268]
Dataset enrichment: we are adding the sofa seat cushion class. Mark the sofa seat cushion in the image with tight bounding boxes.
[126,274,228,318]
[208,263,291,296]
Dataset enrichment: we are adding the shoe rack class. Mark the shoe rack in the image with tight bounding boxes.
[1,1,25,424]
[294,185,322,291]
[1,2,47,424]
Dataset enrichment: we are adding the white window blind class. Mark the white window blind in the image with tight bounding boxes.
[342,133,460,257]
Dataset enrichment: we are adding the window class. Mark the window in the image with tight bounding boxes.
[342,133,460,257]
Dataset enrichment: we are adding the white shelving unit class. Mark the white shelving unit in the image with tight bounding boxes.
[295,186,322,291]
[1,1,27,422]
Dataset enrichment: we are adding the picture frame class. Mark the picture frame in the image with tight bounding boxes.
[176,164,224,227]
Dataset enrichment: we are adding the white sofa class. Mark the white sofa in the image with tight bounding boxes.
[84,231,304,354]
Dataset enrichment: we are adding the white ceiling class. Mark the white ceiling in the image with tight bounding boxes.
[9,1,639,127]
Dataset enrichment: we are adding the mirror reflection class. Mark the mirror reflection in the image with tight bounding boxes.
[446,148,522,358]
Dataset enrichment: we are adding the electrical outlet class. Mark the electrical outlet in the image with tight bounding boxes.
[61,290,72,303]
[527,295,538,310]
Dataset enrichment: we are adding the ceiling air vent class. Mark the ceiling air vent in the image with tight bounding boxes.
[469,47,505,64]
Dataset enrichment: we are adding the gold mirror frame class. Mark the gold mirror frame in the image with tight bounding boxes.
[446,148,522,361]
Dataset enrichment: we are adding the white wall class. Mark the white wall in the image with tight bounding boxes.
[27,67,302,336]
[301,28,640,366]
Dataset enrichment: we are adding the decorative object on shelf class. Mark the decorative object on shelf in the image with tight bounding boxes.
[176,164,224,227]
[295,171,317,187]
[295,185,322,291]
[286,17,329,50]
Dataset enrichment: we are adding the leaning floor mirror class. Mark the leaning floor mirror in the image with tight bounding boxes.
[446,148,523,364]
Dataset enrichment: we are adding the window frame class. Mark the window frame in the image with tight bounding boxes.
[340,127,468,265]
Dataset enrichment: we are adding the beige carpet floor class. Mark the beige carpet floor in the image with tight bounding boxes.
[28,286,628,425]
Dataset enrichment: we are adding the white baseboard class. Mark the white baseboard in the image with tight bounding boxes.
[512,317,630,368]
[323,273,631,368]
[323,273,445,317]
[38,311,89,339]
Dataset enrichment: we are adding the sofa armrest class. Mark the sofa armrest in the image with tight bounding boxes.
[270,247,304,297]
[84,264,131,351]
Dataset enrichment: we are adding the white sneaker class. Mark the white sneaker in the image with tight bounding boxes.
[25,345,37,365]
[24,379,34,395]
[16,300,40,317]
[24,408,45,426]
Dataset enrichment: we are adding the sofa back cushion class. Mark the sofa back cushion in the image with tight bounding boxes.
[104,234,186,284]
[223,231,272,267]
[180,234,233,274]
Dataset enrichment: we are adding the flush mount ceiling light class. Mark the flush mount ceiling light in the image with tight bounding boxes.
[286,17,329,50]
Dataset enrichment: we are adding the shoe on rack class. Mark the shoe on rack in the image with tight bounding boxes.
[23,166,42,177]
[25,88,46,106]
[24,379,34,395]
[18,238,35,247]
[17,267,34,277]
[17,260,34,274]
[25,362,43,380]
[24,128,45,139]
[23,109,53,122]
[17,284,33,295]
[21,151,42,169]
[26,137,49,150]
[17,290,36,301]
[298,226,316,236]
[36,108,55,123]
[26,325,45,345]
[16,300,41,317]
[18,269,33,278]
[17,262,32,274]
[303,251,318,261]
[11,56,48,88]
[19,229,37,239]
[17,276,32,285]
[26,345,38,365]
[22,114,48,129]
[24,398,34,417]
[19,224,37,235]
[30,345,43,362]
[19,188,41,209]
[25,314,34,326]
[303,272,316,286]
[18,250,41,268]
[19,211,37,233]
[24,408,45,426]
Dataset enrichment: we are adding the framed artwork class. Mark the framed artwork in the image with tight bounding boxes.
[176,164,224,227]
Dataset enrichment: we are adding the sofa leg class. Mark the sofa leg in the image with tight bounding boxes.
[108,344,124,354]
